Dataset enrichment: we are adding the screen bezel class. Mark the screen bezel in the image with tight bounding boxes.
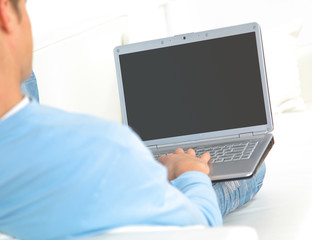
[114,22,273,146]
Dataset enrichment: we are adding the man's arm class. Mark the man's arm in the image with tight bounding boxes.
[158,148,222,226]
[159,146,266,219]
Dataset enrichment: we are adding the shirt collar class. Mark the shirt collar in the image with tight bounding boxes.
[1,96,30,121]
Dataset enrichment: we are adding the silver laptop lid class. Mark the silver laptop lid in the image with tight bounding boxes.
[114,22,273,147]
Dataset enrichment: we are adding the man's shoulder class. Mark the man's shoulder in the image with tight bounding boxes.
[28,101,117,126]
[27,101,143,148]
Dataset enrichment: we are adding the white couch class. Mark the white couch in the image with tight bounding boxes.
[1,0,312,239]
[224,111,312,240]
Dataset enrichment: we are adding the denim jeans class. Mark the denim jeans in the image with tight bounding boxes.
[213,163,266,216]
[21,72,266,218]
[20,71,40,102]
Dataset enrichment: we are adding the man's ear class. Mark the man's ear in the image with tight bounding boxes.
[0,0,15,33]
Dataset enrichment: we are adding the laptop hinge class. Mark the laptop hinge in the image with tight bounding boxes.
[150,134,239,150]
[239,132,254,138]
[253,131,268,136]
[239,130,268,138]
[148,145,158,151]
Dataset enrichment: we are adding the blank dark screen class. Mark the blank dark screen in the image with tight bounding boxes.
[119,32,267,141]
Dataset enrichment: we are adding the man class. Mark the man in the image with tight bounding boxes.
[0,0,265,239]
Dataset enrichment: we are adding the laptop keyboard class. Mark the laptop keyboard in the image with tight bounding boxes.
[153,140,259,163]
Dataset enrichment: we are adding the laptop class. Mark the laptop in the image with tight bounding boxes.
[114,22,274,182]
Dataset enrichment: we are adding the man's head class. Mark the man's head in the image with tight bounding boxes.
[0,0,33,116]
[9,0,20,17]
[0,0,33,82]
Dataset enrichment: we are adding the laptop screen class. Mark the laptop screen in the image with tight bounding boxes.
[119,32,267,141]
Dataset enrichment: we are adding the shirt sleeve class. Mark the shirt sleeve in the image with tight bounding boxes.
[171,171,223,226]
[106,127,224,228]
[110,127,223,228]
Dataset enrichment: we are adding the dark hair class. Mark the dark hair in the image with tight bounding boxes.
[9,0,20,16]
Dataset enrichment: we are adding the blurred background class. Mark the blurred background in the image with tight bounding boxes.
[27,0,312,122]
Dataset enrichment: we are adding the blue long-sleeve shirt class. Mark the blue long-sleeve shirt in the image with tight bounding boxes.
[0,101,222,240]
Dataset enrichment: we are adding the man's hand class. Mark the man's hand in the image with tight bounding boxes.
[158,148,211,181]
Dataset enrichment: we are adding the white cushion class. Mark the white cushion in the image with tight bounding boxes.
[78,225,258,240]
[32,18,125,122]
[0,226,258,240]
[0,234,15,240]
